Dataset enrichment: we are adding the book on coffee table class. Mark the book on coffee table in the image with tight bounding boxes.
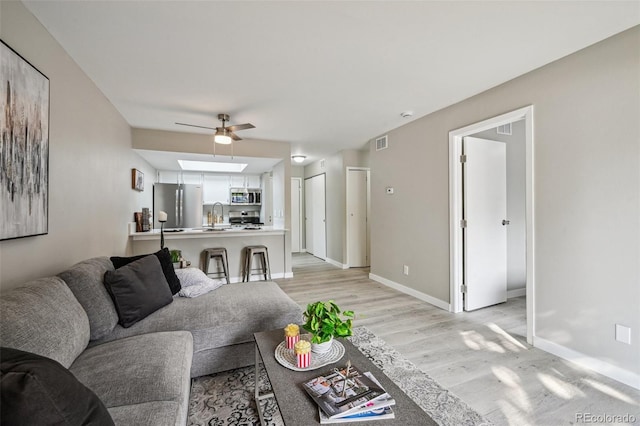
[301,364,394,420]
[319,405,395,424]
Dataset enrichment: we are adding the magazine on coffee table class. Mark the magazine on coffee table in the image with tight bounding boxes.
[319,405,395,424]
[301,364,394,419]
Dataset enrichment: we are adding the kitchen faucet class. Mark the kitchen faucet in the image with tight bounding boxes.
[212,202,224,226]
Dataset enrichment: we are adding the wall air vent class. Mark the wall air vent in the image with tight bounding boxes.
[376,135,388,151]
[497,123,512,135]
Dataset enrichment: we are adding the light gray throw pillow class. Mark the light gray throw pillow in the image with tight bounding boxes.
[175,268,224,298]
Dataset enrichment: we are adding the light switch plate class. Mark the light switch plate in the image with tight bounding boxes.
[615,324,631,344]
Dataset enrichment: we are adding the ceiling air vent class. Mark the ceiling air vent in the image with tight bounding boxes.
[497,123,512,135]
[376,135,388,151]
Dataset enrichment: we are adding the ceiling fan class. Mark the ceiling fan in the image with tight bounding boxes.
[176,114,255,145]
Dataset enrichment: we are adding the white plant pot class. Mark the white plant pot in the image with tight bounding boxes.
[311,337,333,354]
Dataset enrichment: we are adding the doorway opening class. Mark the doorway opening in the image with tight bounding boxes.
[449,106,535,344]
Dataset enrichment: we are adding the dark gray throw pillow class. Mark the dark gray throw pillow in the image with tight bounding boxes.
[103,255,173,328]
[1,347,115,426]
[110,247,181,295]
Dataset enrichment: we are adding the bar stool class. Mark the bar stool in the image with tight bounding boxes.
[243,245,271,282]
[202,248,230,284]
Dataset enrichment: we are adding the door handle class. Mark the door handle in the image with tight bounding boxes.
[502,220,510,226]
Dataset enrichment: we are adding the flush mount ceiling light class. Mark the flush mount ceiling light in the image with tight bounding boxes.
[178,160,248,173]
[292,155,306,163]
[214,128,232,145]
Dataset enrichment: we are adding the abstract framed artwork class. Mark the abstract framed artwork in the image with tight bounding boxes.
[1,40,50,240]
[132,168,144,191]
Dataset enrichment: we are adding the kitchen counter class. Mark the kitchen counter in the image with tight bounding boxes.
[129,227,286,240]
[129,226,290,282]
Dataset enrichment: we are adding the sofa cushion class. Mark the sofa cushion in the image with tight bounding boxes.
[58,257,119,341]
[107,401,184,426]
[110,247,181,295]
[0,277,90,368]
[0,347,114,426]
[103,255,173,328]
[70,331,193,426]
[91,281,303,354]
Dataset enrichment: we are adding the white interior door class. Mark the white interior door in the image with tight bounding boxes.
[291,178,302,252]
[347,169,369,267]
[304,174,326,260]
[311,175,326,260]
[464,136,507,311]
[304,178,314,254]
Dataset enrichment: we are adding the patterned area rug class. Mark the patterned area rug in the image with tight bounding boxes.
[188,326,491,426]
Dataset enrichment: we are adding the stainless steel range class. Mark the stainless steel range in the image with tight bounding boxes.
[229,211,262,229]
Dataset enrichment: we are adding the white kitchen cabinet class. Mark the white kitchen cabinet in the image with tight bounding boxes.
[230,176,246,188]
[229,174,261,189]
[203,175,230,204]
[157,171,203,184]
[247,175,261,188]
[181,172,203,185]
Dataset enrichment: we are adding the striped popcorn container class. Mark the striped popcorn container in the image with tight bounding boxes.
[284,324,300,350]
[294,340,311,369]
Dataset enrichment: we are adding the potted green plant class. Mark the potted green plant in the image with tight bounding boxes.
[169,249,182,268]
[302,300,354,353]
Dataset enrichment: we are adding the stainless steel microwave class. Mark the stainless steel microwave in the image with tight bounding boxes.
[230,188,261,205]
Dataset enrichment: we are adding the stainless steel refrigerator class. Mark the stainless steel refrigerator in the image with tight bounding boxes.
[153,183,203,229]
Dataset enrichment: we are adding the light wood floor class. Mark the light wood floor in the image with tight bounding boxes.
[278,254,640,426]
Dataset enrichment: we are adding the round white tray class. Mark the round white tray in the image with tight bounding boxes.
[274,336,345,371]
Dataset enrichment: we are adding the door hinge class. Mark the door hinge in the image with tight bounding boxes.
[461,284,467,293]
[460,219,467,228]
[460,154,467,163]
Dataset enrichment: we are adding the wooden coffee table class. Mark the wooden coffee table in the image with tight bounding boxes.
[253,329,436,425]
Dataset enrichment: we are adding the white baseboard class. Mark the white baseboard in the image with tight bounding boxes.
[369,273,450,311]
[507,288,526,298]
[534,336,640,390]
[326,257,348,269]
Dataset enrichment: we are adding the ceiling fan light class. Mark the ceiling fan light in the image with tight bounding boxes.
[292,155,306,163]
[214,129,232,145]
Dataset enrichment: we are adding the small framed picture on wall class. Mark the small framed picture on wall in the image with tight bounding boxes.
[132,168,144,191]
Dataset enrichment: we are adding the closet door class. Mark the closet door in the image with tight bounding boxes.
[304,174,326,260]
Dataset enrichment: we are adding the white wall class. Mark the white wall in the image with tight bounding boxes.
[305,149,368,266]
[472,119,526,291]
[0,1,156,290]
[369,27,639,379]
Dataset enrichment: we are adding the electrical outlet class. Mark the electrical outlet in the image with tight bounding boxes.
[403,265,409,275]
[386,187,394,194]
[615,324,631,344]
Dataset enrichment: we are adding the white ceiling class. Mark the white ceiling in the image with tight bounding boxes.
[134,149,282,174]
[24,1,639,164]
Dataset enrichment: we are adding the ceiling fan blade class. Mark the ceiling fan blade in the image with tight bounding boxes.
[175,122,217,131]
[227,123,255,132]
[230,132,242,141]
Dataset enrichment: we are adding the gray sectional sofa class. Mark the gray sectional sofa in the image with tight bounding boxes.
[0,256,302,425]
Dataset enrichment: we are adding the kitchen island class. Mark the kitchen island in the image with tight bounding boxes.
[129,227,290,282]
